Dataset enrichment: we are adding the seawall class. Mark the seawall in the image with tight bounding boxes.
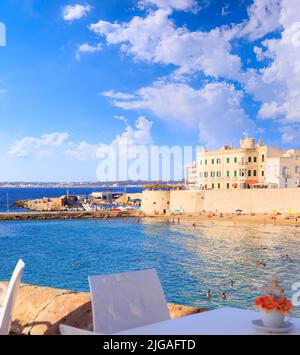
[203,188,300,214]
[0,210,142,221]
[0,283,206,335]
[141,188,300,214]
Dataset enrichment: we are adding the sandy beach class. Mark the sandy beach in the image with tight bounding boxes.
[144,212,300,226]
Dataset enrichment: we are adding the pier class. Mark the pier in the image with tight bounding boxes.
[0,210,141,221]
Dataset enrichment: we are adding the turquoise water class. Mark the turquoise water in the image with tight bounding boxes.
[0,218,299,315]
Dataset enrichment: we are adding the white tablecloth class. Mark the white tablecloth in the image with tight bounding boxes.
[118,307,300,335]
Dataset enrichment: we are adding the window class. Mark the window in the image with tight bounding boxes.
[248,170,251,177]
[234,157,238,163]
[227,171,230,177]
[218,183,221,189]
[262,171,265,177]
[248,157,252,163]
[211,171,215,177]
[217,158,221,164]
[240,169,245,177]
[212,183,215,189]
[212,159,215,164]
[254,157,257,163]
[227,183,230,189]
[234,170,237,177]
[217,171,221,177]
[205,159,208,165]
[253,170,257,177]
[204,172,208,178]
[226,157,230,163]
[262,154,265,162]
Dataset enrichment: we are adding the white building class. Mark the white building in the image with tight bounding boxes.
[185,162,197,188]
[266,150,300,188]
[185,138,300,190]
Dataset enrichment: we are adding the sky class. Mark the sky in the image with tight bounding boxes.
[0,0,300,181]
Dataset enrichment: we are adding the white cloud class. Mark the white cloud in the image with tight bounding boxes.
[88,0,300,147]
[221,4,229,17]
[138,0,199,12]
[280,125,300,145]
[65,141,99,160]
[65,117,153,160]
[9,132,69,158]
[62,4,91,22]
[76,43,102,59]
[90,9,242,79]
[0,89,7,94]
[110,116,153,147]
[242,0,300,125]
[101,90,137,100]
[102,81,256,148]
[235,0,282,41]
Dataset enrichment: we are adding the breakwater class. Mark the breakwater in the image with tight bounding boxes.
[0,210,141,221]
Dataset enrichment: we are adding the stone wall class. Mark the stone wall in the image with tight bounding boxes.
[169,191,205,213]
[203,188,300,213]
[141,191,171,215]
[141,188,300,215]
[0,283,206,335]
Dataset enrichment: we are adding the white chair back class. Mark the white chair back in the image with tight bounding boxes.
[89,269,170,334]
[60,324,99,336]
[0,260,25,335]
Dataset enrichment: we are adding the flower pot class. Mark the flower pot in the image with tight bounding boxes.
[261,310,284,328]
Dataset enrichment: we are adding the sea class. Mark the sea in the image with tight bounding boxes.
[0,188,300,316]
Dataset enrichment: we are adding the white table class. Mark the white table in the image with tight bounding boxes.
[118,307,300,335]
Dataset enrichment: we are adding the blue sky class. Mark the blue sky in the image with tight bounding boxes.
[0,0,299,181]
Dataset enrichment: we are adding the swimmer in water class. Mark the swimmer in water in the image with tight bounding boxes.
[206,290,212,299]
[221,292,227,300]
[230,280,234,287]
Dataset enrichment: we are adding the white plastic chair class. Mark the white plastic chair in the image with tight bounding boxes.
[60,324,100,336]
[88,269,170,334]
[0,260,25,335]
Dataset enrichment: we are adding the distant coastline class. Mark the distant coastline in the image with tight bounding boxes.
[0,180,182,189]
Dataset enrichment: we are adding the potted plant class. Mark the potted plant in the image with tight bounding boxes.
[255,274,292,328]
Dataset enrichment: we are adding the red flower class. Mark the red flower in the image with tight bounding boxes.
[254,295,291,314]
[277,298,293,315]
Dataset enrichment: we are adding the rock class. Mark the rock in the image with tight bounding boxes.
[0,283,207,335]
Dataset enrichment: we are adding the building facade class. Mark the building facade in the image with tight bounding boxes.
[266,150,300,188]
[185,138,300,190]
[185,162,197,188]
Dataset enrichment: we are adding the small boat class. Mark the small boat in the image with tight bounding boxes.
[111,208,122,212]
